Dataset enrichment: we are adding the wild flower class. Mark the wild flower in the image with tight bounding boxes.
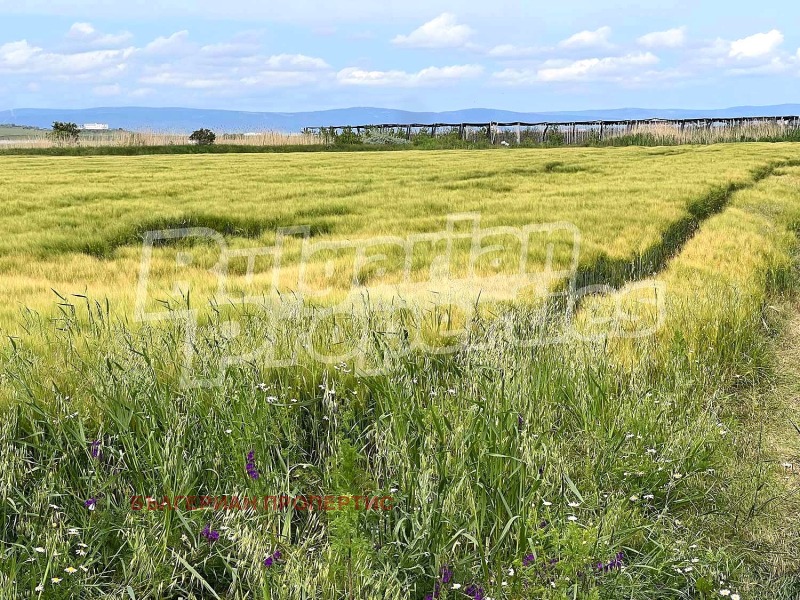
[34,547,46,553]
[84,498,97,511]
[51,578,62,584]
[464,584,485,600]
[523,554,535,567]
[201,524,219,543]
[246,450,260,480]
[440,565,453,584]
[90,440,101,459]
[35,584,44,592]
[596,551,624,573]
[64,567,77,574]
[264,549,282,567]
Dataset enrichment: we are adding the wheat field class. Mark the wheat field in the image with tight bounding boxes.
[1,144,800,599]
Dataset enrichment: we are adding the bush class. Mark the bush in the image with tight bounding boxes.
[334,127,362,146]
[189,128,216,145]
[48,121,80,145]
[364,132,410,145]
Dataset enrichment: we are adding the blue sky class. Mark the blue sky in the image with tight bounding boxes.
[0,0,798,112]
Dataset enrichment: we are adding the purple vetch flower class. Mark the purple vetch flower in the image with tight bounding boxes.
[201,524,219,543]
[522,553,535,567]
[464,584,484,600]
[89,440,101,459]
[440,565,453,584]
[84,498,97,511]
[264,549,282,568]
[246,450,260,480]
[596,551,624,573]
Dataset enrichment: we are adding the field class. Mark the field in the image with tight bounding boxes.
[2,144,800,599]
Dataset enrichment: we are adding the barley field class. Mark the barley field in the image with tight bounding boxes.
[2,144,800,599]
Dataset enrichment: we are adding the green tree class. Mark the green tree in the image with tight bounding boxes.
[189,128,216,145]
[49,122,80,145]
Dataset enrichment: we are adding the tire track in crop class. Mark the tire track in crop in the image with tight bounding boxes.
[572,159,800,294]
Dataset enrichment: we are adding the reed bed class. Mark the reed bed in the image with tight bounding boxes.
[0,130,322,149]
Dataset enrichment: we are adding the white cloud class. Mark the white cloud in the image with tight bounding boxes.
[143,31,190,54]
[68,22,95,38]
[487,44,544,59]
[392,13,473,49]
[140,53,332,89]
[539,52,658,81]
[558,26,612,49]
[494,52,659,84]
[0,40,41,69]
[0,40,134,75]
[637,27,686,48]
[729,29,783,59]
[67,22,133,48]
[262,54,330,71]
[337,64,483,86]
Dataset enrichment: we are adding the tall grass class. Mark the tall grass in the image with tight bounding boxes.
[0,130,322,150]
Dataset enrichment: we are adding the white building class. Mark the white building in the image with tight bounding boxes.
[81,123,109,130]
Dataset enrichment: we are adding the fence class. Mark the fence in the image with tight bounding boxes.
[304,116,800,146]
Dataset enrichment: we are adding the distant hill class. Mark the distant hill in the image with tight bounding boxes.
[1,105,799,133]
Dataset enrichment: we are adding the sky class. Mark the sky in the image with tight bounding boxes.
[0,0,798,113]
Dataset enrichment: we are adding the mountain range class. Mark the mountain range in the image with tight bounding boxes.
[1,105,799,133]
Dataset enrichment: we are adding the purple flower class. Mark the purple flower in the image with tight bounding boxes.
[596,551,624,573]
[84,498,97,511]
[201,524,219,543]
[246,450,260,480]
[440,565,453,584]
[464,584,484,600]
[264,549,282,568]
[522,553,535,567]
[90,441,101,459]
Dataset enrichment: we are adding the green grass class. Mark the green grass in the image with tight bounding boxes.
[1,146,800,599]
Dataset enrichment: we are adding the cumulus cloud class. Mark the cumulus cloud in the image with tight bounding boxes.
[337,64,483,86]
[493,52,659,84]
[0,40,134,75]
[558,26,612,49]
[67,22,133,48]
[729,29,783,59]
[392,13,473,48]
[637,27,686,48]
[143,31,190,54]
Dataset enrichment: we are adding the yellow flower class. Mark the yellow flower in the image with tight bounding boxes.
[51,578,62,584]
[64,567,78,574]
